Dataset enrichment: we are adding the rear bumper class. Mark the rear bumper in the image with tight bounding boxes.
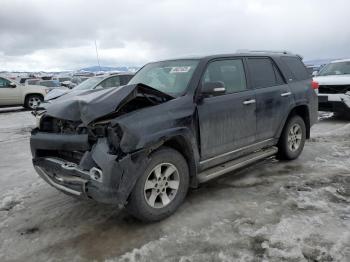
[318,94,350,113]
[30,129,148,205]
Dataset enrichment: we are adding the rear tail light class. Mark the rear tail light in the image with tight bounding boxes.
[311,81,319,89]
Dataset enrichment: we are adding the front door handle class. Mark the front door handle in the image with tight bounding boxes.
[281,92,292,97]
[243,99,256,105]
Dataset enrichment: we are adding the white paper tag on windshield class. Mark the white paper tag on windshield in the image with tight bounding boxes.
[170,66,191,73]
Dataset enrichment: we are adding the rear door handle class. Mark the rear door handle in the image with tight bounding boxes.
[281,92,292,97]
[243,99,256,105]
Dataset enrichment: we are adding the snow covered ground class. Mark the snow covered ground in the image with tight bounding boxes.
[0,108,349,262]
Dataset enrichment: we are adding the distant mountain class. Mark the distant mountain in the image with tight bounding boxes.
[78,65,139,73]
[303,58,344,67]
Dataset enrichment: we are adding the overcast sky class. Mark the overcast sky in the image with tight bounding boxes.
[0,0,349,71]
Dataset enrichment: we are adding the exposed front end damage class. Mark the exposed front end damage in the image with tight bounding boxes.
[31,134,148,204]
[30,84,197,205]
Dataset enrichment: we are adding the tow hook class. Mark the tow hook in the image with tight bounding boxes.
[90,167,103,182]
[61,162,78,170]
[59,161,103,182]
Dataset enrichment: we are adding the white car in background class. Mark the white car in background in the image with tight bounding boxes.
[44,73,134,101]
[0,76,49,109]
[314,59,350,115]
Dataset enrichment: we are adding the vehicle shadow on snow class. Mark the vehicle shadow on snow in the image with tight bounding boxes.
[0,106,27,114]
[194,157,304,191]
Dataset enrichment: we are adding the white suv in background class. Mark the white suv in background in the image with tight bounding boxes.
[314,59,350,115]
[0,76,49,109]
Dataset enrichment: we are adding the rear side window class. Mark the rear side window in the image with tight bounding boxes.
[247,58,285,88]
[281,57,310,81]
[203,59,247,94]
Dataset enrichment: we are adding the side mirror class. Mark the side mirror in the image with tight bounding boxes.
[9,82,16,88]
[312,71,318,77]
[201,81,226,96]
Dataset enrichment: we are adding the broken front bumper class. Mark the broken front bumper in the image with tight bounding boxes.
[30,129,148,205]
[34,158,89,197]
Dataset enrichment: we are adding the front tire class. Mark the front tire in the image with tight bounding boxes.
[126,147,189,222]
[24,95,43,109]
[277,115,306,160]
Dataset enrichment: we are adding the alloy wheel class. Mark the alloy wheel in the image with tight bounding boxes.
[287,123,302,152]
[144,163,180,208]
[28,97,41,109]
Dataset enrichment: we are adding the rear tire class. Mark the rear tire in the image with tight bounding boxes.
[126,147,189,222]
[24,95,43,109]
[277,115,306,160]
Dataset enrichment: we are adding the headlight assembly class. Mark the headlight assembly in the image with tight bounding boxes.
[35,112,46,129]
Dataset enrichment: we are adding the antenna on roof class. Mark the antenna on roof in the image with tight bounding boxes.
[94,40,101,72]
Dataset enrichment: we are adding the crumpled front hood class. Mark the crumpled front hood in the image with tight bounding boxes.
[44,84,173,125]
[314,75,350,85]
[45,87,71,101]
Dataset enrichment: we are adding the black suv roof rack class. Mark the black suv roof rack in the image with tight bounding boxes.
[237,49,292,54]
[236,49,303,59]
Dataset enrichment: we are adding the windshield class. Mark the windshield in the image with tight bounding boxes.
[128,59,199,96]
[73,77,103,90]
[318,61,350,76]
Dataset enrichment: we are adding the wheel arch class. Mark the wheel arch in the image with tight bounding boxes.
[279,104,311,139]
[160,135,199,188]
[24,93,44,104]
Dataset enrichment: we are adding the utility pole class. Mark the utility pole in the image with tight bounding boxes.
[94,40,101,71]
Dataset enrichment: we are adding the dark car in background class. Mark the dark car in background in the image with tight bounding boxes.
[30,51,318,222]
[18,77,36,84]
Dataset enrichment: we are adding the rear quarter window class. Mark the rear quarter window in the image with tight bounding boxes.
[247,58,285,88]
[281,57,310,81]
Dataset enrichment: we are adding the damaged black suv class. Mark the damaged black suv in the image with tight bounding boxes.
[30,52,318,222]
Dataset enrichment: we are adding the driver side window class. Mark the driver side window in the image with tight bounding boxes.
[0,77,11,88]
[203,59,247,94]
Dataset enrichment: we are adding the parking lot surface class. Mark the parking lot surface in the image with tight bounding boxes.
[0,108,349,262]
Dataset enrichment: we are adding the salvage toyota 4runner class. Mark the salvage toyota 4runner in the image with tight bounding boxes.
[30,52,318,222]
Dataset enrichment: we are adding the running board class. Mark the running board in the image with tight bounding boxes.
[197,147,278,183]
